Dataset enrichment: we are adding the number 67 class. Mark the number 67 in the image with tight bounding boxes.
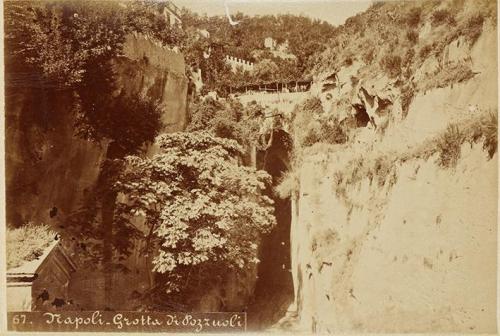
[12,314,26,324]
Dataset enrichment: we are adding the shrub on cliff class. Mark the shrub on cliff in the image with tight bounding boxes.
[480,112,498,158]
[187,97,262,149]
[434,110,497,169]
[437,125,464,168]
[275,171,300,199]
[419,63,476,92]
[7,223,56,269]
[362,47,376,64]
[291,97,322,145]
[463,14,485,45]
[291,97,349,149]
[4,0,184,89]
[406,29,419,44]
[310,0,494,87]
[431,9,456,27]
[406,7,422,27]
[115,132,276,294]
[467,111,498,159]
[419,44,434,59]
[380,54,402,79]
[302,118,348,147]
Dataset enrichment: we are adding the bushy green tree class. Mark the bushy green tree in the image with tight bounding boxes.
[115,132,276,294]
[253,59,280,83]
[187,97,262,150]
[4,0,185,89]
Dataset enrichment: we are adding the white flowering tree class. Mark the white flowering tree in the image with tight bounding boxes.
[115,131,276,295]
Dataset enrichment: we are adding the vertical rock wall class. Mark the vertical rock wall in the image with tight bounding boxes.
[293,144,497,333]
[5,88,107,226]
[288,25,498,333]
[5,33,188,227]
[6,33,189,310]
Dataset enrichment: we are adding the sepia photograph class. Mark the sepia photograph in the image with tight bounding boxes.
[1,0,499,333]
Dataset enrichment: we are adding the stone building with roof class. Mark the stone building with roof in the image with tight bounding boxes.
[159,1,182,27]
[7,239,77,311]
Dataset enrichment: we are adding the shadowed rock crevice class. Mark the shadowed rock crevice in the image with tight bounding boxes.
[351,103,371,127]
[246,130,294,330]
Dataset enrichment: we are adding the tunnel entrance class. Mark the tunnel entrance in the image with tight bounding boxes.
[246,130,294,330]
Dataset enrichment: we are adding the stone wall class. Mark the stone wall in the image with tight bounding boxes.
[122,33,185,74]
[225,55,255,72]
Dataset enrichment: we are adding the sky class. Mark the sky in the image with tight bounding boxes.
[173,0,373,26]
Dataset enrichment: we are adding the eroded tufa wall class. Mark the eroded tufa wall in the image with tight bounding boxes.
[287,21,498,333]
[5,33,188,227]
[293,143,497,332]
[6,33,189,310]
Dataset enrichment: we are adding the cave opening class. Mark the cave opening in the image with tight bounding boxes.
[352,103,371,127]
[246,129,294,330]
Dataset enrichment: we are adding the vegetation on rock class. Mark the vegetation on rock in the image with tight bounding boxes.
[4,0,184,89]
[4,0,498,316]
[7,224,55,269]
[326,108,498,207]
[309,0,495,95]
[290,97,349,152]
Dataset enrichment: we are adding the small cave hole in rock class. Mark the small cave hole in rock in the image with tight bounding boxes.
[49,206,58,218]
[352,103,371,127]
[246,129,294,330]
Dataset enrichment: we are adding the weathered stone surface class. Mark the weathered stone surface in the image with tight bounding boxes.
[6,33,189,311]
[293,143,497,333]
[286,25,498,333]
[5,33,188,227]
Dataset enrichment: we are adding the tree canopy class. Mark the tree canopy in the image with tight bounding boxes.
[115,132,276,294]
[179,10,336,92]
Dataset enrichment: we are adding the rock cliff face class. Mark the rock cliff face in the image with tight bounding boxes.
[293,143,496,332]
[5,88,105,227]
[5,33,188,228]
[286,20,497,333]
[6,33,189,310]
[115,33,188,133]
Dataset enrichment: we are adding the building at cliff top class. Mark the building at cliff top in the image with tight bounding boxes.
[225,55,255,73]
[264,37,278,50]
[197,28,210,39]
[263,37,296,60]
[159,1,182,27]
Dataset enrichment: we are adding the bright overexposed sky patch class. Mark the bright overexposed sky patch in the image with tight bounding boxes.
[174,0,373,26]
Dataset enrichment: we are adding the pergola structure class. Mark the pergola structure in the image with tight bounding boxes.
[228,79,313,96]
